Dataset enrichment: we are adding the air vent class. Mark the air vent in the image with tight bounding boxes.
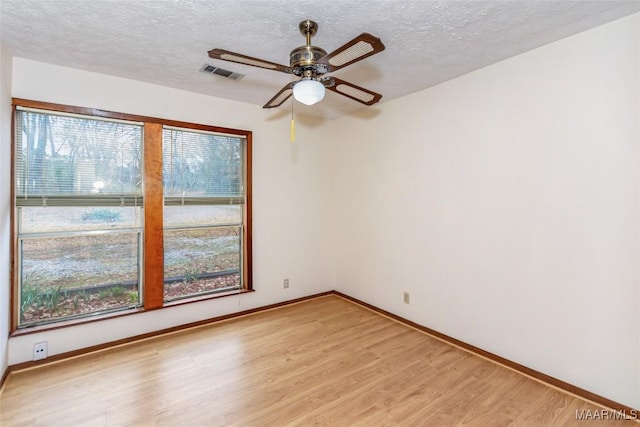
[200,64,244,80]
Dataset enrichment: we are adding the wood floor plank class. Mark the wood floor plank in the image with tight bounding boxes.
[0,295,635,426]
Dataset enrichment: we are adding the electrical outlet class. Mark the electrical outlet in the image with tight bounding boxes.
[403,292,410,304]
[283,279,290,289]
[33,341,48,361]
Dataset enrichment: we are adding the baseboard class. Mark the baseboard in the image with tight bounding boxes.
[332,290,639,418]
[7,291,333,373]
[0,366,8,395]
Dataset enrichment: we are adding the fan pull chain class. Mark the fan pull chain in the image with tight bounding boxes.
[290,99,295,143]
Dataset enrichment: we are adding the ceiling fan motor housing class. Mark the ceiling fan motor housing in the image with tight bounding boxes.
[289,20,327,77]
[290,45,327,74]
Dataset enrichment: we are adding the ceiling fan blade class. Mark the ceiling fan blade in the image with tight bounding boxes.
[326,77,382,106]
[263,82,295,108]
[316,33,385,72]
[208,48,293,74]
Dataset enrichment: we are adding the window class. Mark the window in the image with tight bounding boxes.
[15,108,143,327]
[162,127,246,301]
[12,100,252,329]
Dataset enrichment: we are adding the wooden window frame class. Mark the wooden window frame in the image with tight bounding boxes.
[10,98,253,332]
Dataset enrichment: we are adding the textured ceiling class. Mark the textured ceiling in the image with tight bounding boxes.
[1,0,639,120]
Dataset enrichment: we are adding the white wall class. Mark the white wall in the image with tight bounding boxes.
[0,44,13,381]
[330,13,640,408]
[7,58,334,364]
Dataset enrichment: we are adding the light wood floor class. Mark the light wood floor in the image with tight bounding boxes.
[0,295,632,426]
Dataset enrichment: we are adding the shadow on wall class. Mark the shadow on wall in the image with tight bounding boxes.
[265,108,326,128]
[345,107,382,121]
[265,104,382,126]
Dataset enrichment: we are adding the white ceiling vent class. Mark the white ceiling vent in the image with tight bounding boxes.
[200,64,244,80]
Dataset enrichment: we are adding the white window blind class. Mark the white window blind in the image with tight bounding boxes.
[162,126,245,206]
[15,108,143,207]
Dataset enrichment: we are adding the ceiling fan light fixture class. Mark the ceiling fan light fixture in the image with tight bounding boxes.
[292,78,325,105]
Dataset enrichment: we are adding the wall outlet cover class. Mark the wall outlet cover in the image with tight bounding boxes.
[33,341,48,361]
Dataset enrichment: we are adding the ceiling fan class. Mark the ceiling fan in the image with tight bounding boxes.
[208,20,385,108]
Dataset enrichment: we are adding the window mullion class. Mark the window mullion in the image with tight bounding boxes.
[143,122,164,310]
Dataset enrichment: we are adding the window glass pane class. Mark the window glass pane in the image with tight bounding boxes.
[20,232,140,326]
[164,226,241,301]
[19,206,142,233]
[164,206,241,228]
[15,110,142,199]
[163,128,244,198]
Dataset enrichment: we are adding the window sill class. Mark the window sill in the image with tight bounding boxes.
[163,288,254,308]
[11,307,145,336]
[11,288,255,337]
